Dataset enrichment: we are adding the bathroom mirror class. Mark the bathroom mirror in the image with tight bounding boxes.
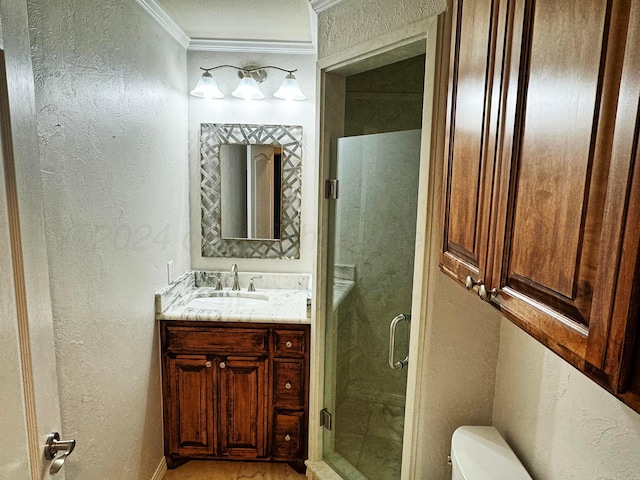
[200,123,303,259]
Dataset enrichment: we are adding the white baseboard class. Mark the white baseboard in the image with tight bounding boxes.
[151,457,167,480]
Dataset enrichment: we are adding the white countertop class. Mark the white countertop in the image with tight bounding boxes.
[155,271,311,324]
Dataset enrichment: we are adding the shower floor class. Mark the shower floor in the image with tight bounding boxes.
[328,396,405,480]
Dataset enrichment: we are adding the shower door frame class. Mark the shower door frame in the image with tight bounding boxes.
[309,14,449,480]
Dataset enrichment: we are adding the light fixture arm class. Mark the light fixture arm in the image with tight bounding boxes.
[255,65,298,74]
[199,65,240,73]
[199,65,297,75]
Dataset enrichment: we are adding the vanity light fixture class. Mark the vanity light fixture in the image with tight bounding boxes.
[191,65,306,101]
[232,70,265,100]
[190,70,224,100]
[273,73,307,101]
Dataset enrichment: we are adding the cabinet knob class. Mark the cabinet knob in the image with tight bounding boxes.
[219,362,226,369]
[465,276,483,290]
[285,341,293,348]
[284,434,291,442]
[205,361,212,368]
[285,382,292,390]
[478,284,499,302]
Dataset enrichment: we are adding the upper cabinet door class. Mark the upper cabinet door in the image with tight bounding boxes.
[491,0,635,376]
[440,0,504,286]
[601,3,640,400]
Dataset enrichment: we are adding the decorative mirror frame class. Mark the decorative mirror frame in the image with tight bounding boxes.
[200,123,303,259]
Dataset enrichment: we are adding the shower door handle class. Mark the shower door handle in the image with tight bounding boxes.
[389,313,410,369]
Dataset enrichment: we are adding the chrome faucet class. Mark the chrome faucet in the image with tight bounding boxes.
[231,264,240,291]
[206,272,223,290]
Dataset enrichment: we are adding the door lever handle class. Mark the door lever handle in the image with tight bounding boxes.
[45,432,76,475]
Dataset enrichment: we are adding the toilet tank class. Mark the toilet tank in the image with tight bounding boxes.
[450,426,532,480]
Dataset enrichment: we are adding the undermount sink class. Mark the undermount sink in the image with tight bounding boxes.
[185,292,269,310]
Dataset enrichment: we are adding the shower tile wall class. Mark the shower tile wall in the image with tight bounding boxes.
[344,55,426,137]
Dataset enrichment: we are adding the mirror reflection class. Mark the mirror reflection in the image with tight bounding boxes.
[220,144,282,240]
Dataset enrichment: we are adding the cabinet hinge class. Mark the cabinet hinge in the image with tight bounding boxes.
[320,408,332,430]
[324,179,339,199]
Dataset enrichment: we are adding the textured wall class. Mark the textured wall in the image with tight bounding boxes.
[493,319,640,479]
[187,50,317,274]
[27,1,190,479]
[317,0,447,59]
[414,273,502,479]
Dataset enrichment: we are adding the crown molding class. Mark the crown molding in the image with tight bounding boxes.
[135,0,316,54]
[188,39,316,55]
[135,0,190,48]
[309,0,345,13]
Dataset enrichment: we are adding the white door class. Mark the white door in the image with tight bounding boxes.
[0,2,67,478]
[249,144,276,239]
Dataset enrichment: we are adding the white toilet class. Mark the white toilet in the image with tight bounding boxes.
[450,426,533,479]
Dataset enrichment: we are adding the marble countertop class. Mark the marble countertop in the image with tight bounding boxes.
[156,271,311,324]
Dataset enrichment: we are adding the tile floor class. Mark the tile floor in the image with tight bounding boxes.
[163,460,307,480]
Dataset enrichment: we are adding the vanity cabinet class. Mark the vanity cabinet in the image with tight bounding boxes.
[160,321,309,471]
[441,0,640,411]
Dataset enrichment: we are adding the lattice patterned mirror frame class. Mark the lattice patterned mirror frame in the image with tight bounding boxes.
[200,123,303,259]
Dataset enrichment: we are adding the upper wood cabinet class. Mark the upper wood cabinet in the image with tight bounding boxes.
[440,0,502,285]
[441,0,640,412]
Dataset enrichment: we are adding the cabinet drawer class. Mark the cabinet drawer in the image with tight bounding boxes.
[273,412,303,460]
[273,329,307,356]
[273,360,305,408]
[164,326,268,355]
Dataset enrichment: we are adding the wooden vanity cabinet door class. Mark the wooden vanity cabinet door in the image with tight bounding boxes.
[166,355,215,457]
[440,0,505,287]
[218,356,268,459]
[490,0,637,381]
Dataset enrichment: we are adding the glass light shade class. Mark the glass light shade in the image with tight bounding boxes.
[232,74,265,100]
[190,71,224,100]
[273,73,306,101]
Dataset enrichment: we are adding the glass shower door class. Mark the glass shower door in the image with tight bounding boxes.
[323,129,422,480]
